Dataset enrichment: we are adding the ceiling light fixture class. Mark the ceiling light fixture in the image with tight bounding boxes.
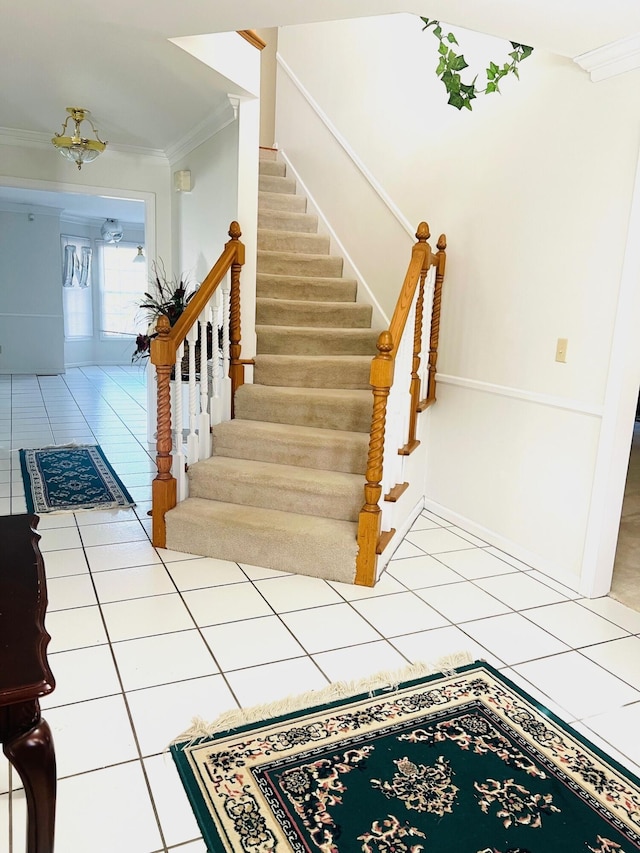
[51,107,107,170]
[133,246,145,263]
[101,219,123,243]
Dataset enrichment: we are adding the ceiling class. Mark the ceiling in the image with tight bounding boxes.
[1,0,638,219]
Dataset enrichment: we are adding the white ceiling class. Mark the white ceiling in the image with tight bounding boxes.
[1,0,639,219]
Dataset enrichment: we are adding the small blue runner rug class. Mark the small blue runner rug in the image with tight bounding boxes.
[20,444,136,513]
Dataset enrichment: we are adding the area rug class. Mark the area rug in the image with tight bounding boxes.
[20,444,136,513]
[171,660,640,853]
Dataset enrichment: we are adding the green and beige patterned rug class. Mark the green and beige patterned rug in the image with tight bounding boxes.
[171,660,640,853]
[20,444,136,513]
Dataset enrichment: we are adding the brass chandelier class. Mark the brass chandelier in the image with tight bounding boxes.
[51,107,107,170]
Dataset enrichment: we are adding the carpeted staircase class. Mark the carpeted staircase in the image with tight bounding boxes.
[165,150,380,584]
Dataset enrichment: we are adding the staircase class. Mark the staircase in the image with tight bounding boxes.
[165,150,380,584]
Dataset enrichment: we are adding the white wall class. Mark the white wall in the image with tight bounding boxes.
[275,14,640,583]
[0,207,64,374]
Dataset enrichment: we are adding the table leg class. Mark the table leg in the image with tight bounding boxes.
[1,701,56,853]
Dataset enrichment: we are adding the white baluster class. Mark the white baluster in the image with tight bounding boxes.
[221,277,232,421]
[209,293,223,426]
[198,306,212,459]
[172,342,187,501]
[186,324,199,465]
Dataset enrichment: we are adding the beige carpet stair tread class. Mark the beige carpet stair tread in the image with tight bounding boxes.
[258,230,330,255]
[256,297,372,328]
[258,160,286,177]
[256,274,357,302]
[188,456,363,521]
[257,250,343,278]
[212,419,368,474]
[259,147,278,161]
[258,174,296,195]
[256,325,378,355]
[259,191,307,213]
[254,354,372,389]
[258,210,318,233]
[234,384,373,432]
[165,498,358,584]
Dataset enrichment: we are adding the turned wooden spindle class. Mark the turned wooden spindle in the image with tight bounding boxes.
[355,330,394,586]
[227,221,245,418]
[427,233,447,403]
[401,223,431,454]
[151,315,177,548]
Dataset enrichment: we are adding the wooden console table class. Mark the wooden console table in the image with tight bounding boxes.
[0,514,56,853]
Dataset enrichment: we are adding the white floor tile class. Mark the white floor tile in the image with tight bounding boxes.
[461,612,570,665]
[389,624,505,669]
[580,636,640,690]
[475,572,568,610]
[388,540,425,560]
[447,526,489,546]
[329,572,407,599]
[202,615,307,670]
[54,762,163,853]
[433,548,518,580]
[41,644,121,708]
[225,657,329,707]
[168,840,206,852]
[79,520,149,547]
[254,574,344,612]
[75,506,139,526]
[144,753,202,849]
[46,604,108,653]
[579,596,640,633]
[574,702,640,773]
[350,591,449,636]
[46,573,97,611]
[405,527,477,554]
[386,554,464,589]
[92,563,176,603]
[101,594,196,642]
[34,512,78,530]
[112,630,219,691]
[182,583,273,627]
[313,640,408,683]
[167,556,248,590]
[85,539,162,572]
[127,674,237,756]
[514,651,640,719]
[41,547,89,578]
[416,582,510,623]
[280,603,382,653]
[524,600,629,647]
[46,695,138,777]
[484,547,533,571]
[409,513,441,531]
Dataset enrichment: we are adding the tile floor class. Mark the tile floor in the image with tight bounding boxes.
[2,366,640,852]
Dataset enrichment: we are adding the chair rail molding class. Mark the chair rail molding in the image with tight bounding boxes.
[574,33,640,82]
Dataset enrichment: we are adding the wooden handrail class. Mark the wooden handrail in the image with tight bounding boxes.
[237,30,266,50]
[150,222,245,548]
[355,222,441,586]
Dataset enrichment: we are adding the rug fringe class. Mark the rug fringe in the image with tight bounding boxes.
[172,652,476,747]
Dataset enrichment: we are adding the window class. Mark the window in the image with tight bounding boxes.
[61,235,93,340]
[99,241,148,338]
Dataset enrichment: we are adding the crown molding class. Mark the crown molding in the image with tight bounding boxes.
[0,125,166,159]
[0,200,63,216]
[59,213,144,230]
[574,33,640,82]
[165,101,236,165]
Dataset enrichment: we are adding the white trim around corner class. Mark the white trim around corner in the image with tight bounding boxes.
[276,54,416,240]
[0,126,166,160]
[574,33,640,82]
[165,101,236,165]
[436,373,603,417]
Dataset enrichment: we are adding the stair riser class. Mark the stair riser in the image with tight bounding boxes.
[258,252,343,278]
[165,499,358,584]
[212,427,368,475]
[235,386,373,433]
[259,192,307,213]
[256,299,372,328]
[257,231,330,254]
[258,210,318,233]
[256,274,357,302]
[259,148,278,161]
[254,357,371,390]
[188,469,362,522]
[259,175,296,194]
[259,160,286,176]
[256,327,378,356]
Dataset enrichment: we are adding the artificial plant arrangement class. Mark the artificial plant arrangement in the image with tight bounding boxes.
[420,18,534,111]
[132,262,196,362]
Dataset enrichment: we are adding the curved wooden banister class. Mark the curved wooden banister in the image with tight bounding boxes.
[150,222,245,548]
[355,222,445,587]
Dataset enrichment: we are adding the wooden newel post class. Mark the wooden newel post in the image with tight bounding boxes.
[150,315,177,548]
[355,330,394,587]
[427,234,447,403]
[404,222,431,453]
[227,221,245,418]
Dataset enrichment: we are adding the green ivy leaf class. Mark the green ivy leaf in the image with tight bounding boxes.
[438,42,448,55]
[485,81,497,93]
[447,33,458,44]
[448,91,466,109]
[451,54,469,71]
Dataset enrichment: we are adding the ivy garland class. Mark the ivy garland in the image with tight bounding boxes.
[420,18,534,111]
